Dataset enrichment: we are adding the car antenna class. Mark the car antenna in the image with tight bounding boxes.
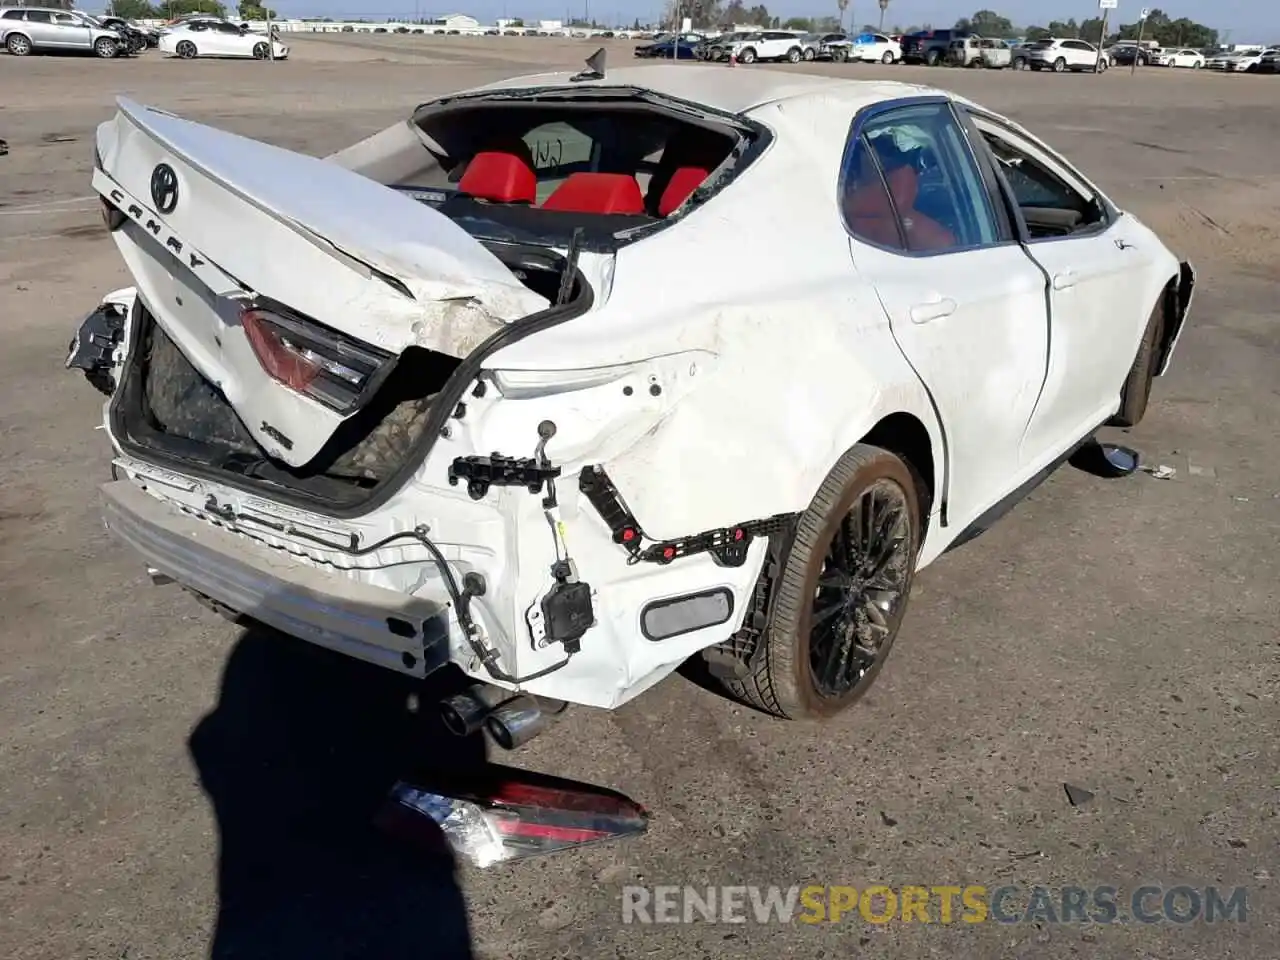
[570,47,606,82]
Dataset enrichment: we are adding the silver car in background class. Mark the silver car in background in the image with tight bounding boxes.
[1,6,126,57]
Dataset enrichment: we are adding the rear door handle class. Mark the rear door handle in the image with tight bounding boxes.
[909,297,957,324]
[1052,271,1076,290]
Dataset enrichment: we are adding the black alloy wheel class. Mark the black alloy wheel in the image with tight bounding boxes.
[807,478,914,699]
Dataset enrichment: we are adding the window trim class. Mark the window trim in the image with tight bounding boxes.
[957,106,1118,245]
[836,95,1018,259]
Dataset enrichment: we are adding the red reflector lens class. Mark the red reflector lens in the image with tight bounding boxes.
[622,528,636,542]
[241,309,320,392]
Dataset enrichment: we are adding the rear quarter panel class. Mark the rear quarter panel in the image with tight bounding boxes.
[490,98,945,542]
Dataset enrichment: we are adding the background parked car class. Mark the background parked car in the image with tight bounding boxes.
[848,31,902,63]
[1258,49,1280,73]
[95,14,150,53]
[0,6,128,57]
[1018,37,1105,72]
[633,32,702,59]
[947,35,1011,68]
[160,19,288,59]
[1109,43,1158,67]
[809,30,848,60]
[730,29,808,63]
[901,28,968,65]
[1151,47,1205,68]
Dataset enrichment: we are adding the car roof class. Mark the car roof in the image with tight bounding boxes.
[455,64,948,117]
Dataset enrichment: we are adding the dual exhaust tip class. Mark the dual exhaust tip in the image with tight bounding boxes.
[440,685,568,750]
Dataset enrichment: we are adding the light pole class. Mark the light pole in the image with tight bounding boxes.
[878,0,889,32]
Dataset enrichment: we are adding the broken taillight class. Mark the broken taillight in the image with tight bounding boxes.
[375,769,649,868]
[239,304,393,413]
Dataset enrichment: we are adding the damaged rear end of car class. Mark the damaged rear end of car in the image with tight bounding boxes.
[76,86,775,719]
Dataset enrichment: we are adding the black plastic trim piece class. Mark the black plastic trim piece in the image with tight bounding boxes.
[578,464,794,567]
[943,417,1109,554]
[640,588,735,642]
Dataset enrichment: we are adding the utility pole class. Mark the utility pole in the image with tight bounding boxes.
[879,0,889,32]
[1132,7,1149,75]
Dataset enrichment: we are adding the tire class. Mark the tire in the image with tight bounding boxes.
[1097,57,1108,72]
[881,50,894,64]
[786,46,801,63]
[176,40,196,59]
[1013,56,1027,70]
[718,444,922,720]
[925,48,940,66]
[5,32,32,56]
[1192,61,1201,69]
[1053,57,1067,73]
[253,42,269,59]
[738,47,756,64]
[831,46,847,62]
[1111,300,1165,428]
[802,47,815,61]
[94,36,118,58]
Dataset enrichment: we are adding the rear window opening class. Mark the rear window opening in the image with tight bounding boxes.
[335,91,760,246]
[113,249,587,509]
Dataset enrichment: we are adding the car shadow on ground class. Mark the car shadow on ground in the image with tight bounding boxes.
[187,625,483,960]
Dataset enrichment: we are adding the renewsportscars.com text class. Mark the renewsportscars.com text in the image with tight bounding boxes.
[621,884,1249,925]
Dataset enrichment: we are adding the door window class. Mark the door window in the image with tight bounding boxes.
[54,13,78,24]
[839,101,1003,254]
[967,114,1110,240]
[215,22,242,33]
[25,10,53,22]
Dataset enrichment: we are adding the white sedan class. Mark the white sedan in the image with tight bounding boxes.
[159,20,288,59]
[849,32,902,63]
[1153,47,1205,68]
[72,66,1192,736]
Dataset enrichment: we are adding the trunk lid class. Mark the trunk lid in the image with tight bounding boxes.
[93,97,549,468]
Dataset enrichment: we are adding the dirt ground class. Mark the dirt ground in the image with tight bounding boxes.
[1,34,1277,960]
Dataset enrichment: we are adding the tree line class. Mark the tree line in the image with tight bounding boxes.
[106,0,277,20]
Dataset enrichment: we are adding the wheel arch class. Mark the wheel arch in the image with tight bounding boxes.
[859,411,937,537]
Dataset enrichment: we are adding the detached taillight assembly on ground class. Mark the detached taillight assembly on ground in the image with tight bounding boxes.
[240,303,393,413]
[374,769,649,868]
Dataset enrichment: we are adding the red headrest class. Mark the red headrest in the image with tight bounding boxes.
[657,166,709,216]
[542,173,645,215]
[458,151,536,204]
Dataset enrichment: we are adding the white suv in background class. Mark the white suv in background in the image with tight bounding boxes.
[733,30,807,63]
[1022,37,1105,72]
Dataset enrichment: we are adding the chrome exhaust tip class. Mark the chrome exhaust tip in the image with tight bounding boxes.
[484,695,568,751]
[440,684,509,738]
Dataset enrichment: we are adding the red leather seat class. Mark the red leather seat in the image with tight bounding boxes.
[657,166,710,216]
[844,164,956,251]
[542,173,645,214]
[458,151,537,204]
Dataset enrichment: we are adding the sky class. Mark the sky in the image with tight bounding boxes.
[268,0,1270,36]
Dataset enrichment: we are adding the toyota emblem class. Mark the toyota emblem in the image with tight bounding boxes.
[150,163,179,214]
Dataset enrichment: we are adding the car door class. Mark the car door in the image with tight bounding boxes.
[958,108,1157,459]
[20,9,59,47]
[54,11,92,48]
[212,21,246,55]
[838,99,1051,528]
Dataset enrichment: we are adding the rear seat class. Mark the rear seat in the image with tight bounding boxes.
[541,173,646,214]
[457,151,537,204]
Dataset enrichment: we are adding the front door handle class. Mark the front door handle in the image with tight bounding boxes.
[909,297,957,324]
[1052,271,1076,290]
